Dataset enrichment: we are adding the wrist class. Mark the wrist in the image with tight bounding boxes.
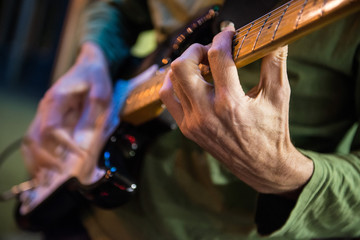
[277,148,314,199]
[76,42,109,67]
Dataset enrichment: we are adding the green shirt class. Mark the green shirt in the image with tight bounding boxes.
[80,0,360,239]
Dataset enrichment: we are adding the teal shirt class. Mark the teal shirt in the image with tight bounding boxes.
[79,0,360,238]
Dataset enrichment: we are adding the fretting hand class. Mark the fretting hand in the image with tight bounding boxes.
[160,26,314,196]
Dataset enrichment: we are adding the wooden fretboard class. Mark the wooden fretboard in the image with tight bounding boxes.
[121,0,360,126]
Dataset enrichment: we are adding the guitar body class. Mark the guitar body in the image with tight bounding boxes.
[15,7,220,231]
[15,122,162,231]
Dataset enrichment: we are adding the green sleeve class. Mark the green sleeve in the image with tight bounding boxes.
[255,149,360,238]
[255,43,360,238]
[79,0,153,77]
[275,150,360,237]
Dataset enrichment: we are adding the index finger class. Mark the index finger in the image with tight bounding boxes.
[208,27,245,99]
[170,43,211,108]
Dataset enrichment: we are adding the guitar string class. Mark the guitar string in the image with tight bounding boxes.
[233,0,320,42]
[233,0,326,37]
[233,8,300,58]
[232,6,304,54]
[233,0,338,57]
[233,0,335,43]
[233,0,302,37]
[232,0,332,56]
[233,0,332,43]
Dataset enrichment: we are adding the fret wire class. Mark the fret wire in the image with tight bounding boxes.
[234,1,313,57]
[286,0,333,29]
[234,0,313,42]
[233,0,295,36]
[234,10,284,37]
[234,1,302,60]
[233,0,315,58]
[237,10,284,35]
[235,22,254,59]
[321,0,327,16]
[234,0,338,42]
[272,2,291,40]
[233,0,307,42]
[234,15,281,44]
[236,13,290,46]
[252,13,272,51]
[233,8,310,50]
[295,0,308,29]
[233,0,302,38]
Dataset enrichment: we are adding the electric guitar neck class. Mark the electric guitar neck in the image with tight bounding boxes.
[121,0,360,126]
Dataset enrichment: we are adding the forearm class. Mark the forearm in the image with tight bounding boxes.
[256,149,360,237]
[76,42,108,67]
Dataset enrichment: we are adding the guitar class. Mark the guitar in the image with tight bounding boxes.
[15,0,360,231]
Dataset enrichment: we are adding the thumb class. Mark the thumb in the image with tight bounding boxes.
[259,45,289,104]
[81,98,108,129]
[73,97,110,151]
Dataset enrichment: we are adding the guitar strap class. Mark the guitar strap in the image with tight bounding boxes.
[216,0,280,30]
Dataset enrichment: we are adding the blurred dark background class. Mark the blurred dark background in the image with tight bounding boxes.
[0,0,89,238]
[0,0,69,98]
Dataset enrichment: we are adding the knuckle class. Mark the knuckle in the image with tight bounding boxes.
[189,43,203,52]
[208,45,225,63]
[208,46,220,60]
[38,96,51,112]
[170,58,186,74]
[41,90,54,104]
[41,88,63,106]
[41,123,55,136]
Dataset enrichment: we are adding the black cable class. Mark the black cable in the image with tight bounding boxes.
[0,137,24,201]
[0,137,23,166]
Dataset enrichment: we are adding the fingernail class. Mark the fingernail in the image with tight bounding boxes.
[220,21,235,31]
